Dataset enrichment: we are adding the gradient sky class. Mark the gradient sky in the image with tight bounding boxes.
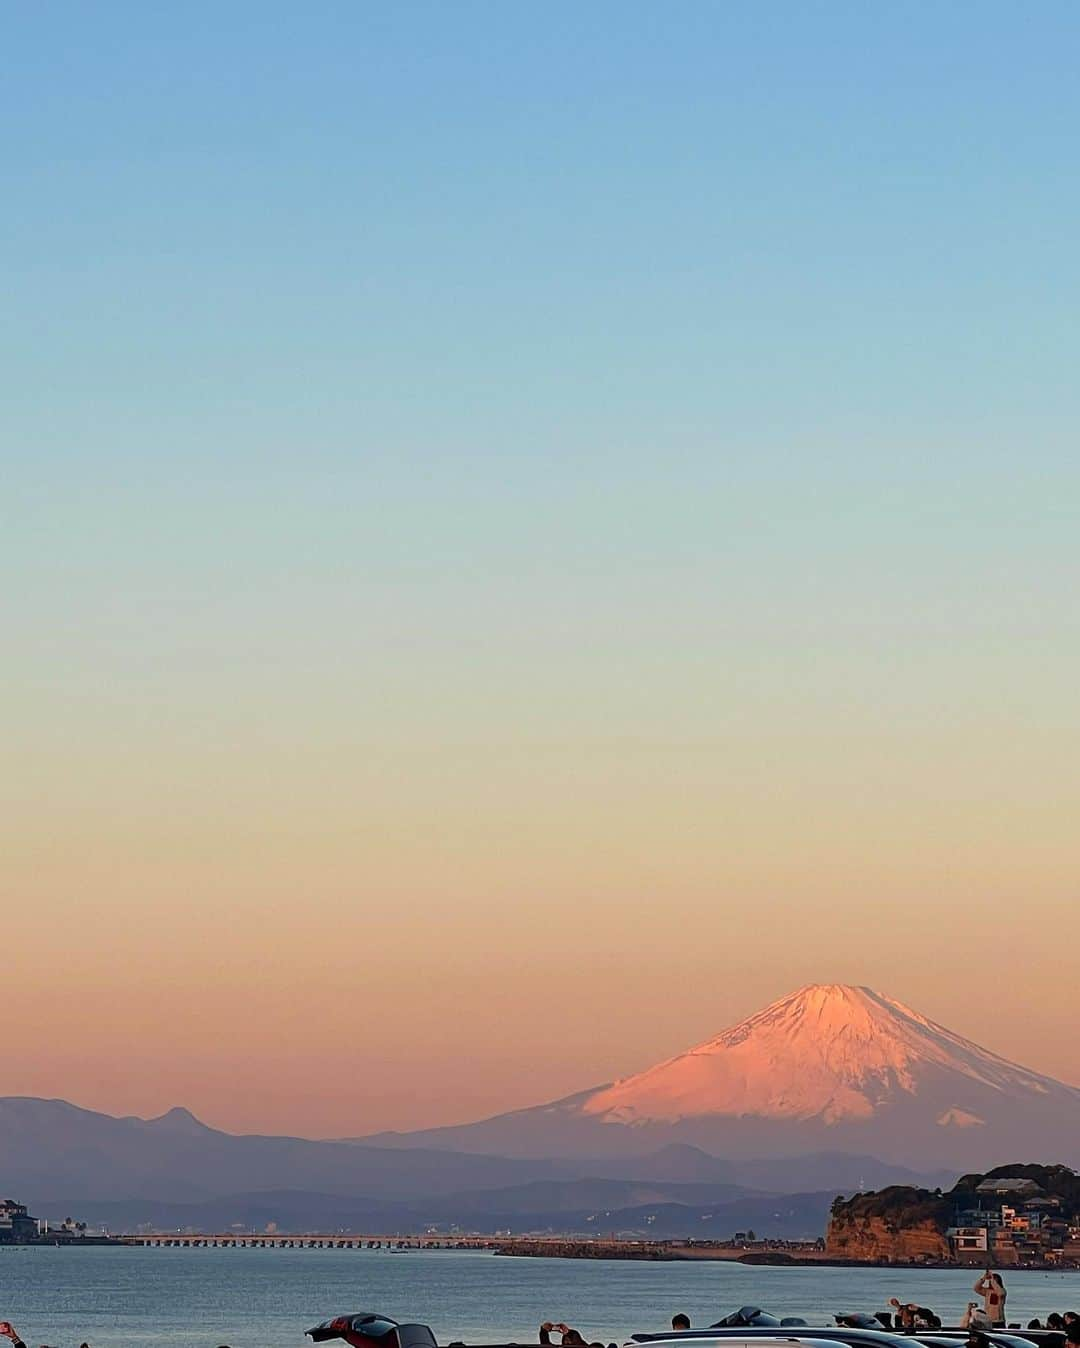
[4,3,1079,1138]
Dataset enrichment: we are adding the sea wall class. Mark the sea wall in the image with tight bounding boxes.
[495,1240,678,1260]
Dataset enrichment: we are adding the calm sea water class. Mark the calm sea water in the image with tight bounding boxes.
[4,1248,1080,1348]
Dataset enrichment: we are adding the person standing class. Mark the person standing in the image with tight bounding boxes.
[974,1272,1007,1327]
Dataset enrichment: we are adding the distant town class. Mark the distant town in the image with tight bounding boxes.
[828,1165,1080,1267]
[0,1197,121,1245]
[4,1165,1079,1267]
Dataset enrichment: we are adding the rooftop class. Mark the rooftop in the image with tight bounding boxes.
[976,1178,1042,1195]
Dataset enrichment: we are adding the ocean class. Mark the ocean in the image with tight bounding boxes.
[3,1247,1080,1348]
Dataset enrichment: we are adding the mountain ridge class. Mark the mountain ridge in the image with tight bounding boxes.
[3,983,1075,1207]
[0,1093,949,1211]
[357,983,1080,1170]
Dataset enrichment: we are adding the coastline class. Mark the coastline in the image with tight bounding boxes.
[492,1239,1080,1271]
[12,1232,1080,1272]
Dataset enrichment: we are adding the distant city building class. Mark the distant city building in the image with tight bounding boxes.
[0,1199,39,1244]
[948,1189,1078,1264]
[948,1225,989,1253]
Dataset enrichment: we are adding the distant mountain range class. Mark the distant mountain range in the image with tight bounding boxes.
[360,984,1080,1172]
[5,983,1074,1235]
[0,1096,558,1202]
[32,1183,837,1242]
[0,1093,943,1234]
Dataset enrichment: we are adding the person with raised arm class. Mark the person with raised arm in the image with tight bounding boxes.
[974,1271,1007,1327]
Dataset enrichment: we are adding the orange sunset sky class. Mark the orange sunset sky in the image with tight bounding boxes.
[6,639,1078,1138]
[5,6,1079,1139]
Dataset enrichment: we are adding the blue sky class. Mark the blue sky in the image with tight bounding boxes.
[7,3,1077,692]
[7,2,1079,465]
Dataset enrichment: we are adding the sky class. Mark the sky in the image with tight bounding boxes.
[3,2,1079,1138]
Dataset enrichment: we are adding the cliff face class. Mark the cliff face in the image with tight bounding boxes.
[826,1212,950,1262]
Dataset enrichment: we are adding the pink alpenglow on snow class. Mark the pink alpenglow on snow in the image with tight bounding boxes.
[378,984,1080,1172]
[582,984,1062,1125]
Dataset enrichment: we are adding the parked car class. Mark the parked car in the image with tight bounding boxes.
[631,1328,924,1347]
[626,1327,1027,1348]
[627,1331,918,1348]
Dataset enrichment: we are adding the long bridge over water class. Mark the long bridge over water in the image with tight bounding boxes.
[132,1234,500,1249]
[127,1235,822,1262]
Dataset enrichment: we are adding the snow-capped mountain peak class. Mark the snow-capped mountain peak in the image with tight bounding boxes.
[350,981,1080,1173]
[582,983,1068,1125]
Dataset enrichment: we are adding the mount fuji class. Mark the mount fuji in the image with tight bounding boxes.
[362,984,1080,1172]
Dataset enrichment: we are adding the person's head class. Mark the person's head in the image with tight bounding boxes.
[991,1274,1004,1289]
[672,1318,691,1332]
[563,1333,587,1348]
[1048,1316,1066,1330]
[1065,1315,1079,1327]
[889,1301,901,1311]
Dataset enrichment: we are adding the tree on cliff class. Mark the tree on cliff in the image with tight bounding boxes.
[829,1185,951,1229]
